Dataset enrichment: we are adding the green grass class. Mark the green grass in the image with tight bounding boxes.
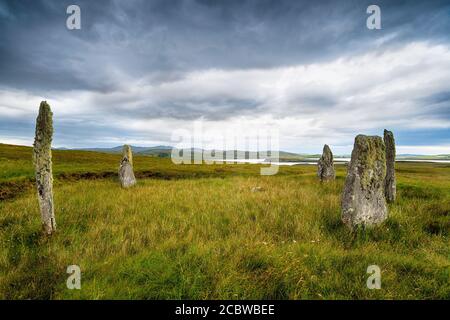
[0,143,449,299]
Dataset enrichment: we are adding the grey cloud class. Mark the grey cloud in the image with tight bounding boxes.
[1,0,449,94]
[0,0,450,150]
[420,91,450,120]
[0,115,168,148]
[424,91,450,105]
[102,97,263,121]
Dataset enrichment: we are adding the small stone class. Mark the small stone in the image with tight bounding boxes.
[384,129,396,202]
[118,145,136,188]
[341,135,388,229]
[317,144,335,181]
[119,158,136,188]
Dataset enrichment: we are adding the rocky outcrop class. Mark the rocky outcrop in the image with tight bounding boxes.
[384,129,396,202]
[317,144,335,181]
[33,101,56,234]
[342,135,387,229]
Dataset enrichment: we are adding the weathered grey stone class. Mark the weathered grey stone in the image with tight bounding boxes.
[119,146,136,188]
[384,129,396,203]
[317,144,335,181]
[123,144,133,166]
[342,135,387,229]
[33,101,56,235]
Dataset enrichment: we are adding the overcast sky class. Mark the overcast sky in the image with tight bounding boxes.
[0,0,449,154]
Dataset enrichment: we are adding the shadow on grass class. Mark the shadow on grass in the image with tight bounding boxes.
[321,210,411,249]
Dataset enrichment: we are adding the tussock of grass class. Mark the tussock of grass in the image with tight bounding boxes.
[0,143,449,299]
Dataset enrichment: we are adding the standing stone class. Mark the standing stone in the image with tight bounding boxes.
[33,101,56,235]
[119,145,136,188]
[384,129,396,202]
[317,144,335,181]
[342,135,387,229]
[123,144,133,166]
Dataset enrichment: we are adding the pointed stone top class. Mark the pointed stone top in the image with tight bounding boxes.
[122,144,133,165]
[38,101,52,117]
[123,144,131,152]
[322,144,333,161]
[318,144,335,181]
[384,130,395,146]
[34,101,53,147]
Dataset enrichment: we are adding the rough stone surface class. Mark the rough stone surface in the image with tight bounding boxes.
[123,144,133,166]
[384,129,396,203]
[317,144,335,181]
[119,153,136,188]
[342,135,387,229]
[33,101,56,234]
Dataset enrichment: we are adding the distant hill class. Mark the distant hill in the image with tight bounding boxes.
[397,154,450,160]
[53,145,450,161]
[76,145,173,157]
[70,146,314,160]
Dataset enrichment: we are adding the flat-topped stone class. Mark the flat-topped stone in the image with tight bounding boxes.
[342,134,388,229]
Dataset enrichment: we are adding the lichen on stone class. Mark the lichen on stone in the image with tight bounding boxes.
[353,135,386,190]
[342,134,388,229]
[119,145,136,188]
[317,144,335,181]
[384,129,396,202]
[123,144,133,166]
[33,101,56,234]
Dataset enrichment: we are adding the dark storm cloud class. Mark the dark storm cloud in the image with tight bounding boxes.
[415,91,450,122]
[0,114,167,148]
[424,91,450,105]
[0,0,449,151]
[0,117,34,139]
[1,0,449,93]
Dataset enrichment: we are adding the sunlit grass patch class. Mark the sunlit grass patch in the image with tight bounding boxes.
[0,143,449,299]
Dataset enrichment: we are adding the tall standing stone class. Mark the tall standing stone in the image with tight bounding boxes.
[33,101,56,235]
[123,144,133,166]
[342,135,387,229]
[119,145,136,188]
[317,144,335,181]
[384,129,396,202]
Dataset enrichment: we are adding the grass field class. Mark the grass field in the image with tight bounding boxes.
[0,143,449,299]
